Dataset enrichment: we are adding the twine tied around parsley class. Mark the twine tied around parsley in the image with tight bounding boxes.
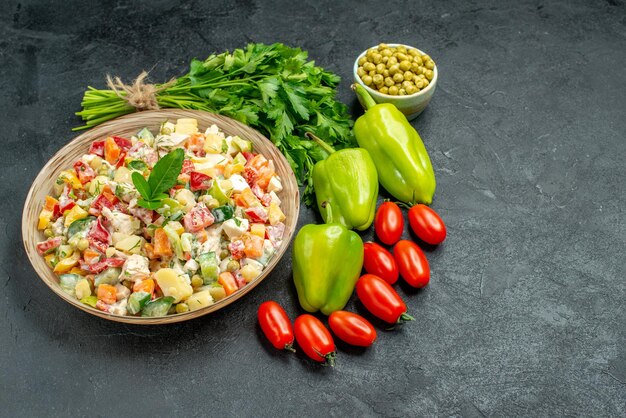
[105,71,175,111]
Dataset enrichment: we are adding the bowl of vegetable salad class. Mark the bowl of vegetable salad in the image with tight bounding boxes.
[22,110,299,324]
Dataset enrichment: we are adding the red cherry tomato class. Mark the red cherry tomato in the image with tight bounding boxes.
[294,315,336,366]
[328,311,377,347]
[257,301,295,352]
[375,201,404,245]
[356,274,413,324]
[408,204,447,245]
[394,240,430,288]
[363,242,399,284]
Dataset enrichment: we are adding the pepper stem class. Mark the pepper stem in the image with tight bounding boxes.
[351,83,377,111]
[305,132,336,155]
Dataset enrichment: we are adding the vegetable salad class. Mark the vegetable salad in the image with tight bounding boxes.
[37,118,286,317]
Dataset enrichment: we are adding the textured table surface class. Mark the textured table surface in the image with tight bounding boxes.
[1,0,625,416]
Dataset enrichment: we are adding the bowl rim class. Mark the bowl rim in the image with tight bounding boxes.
[353,43,438,100]
[21,109,300,325]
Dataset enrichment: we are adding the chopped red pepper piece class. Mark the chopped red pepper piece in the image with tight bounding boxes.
[36,237,62,255]
[112,136,132,150]
[88,141,105,157]
[73,160,96,184]
[190,171,212,191]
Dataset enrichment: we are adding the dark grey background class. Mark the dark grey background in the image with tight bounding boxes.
[1,0,625,416]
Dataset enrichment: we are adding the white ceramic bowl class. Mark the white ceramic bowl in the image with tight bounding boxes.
[353,44,438,120]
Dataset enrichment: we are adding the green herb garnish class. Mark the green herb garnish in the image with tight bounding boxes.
[132,148,184,209]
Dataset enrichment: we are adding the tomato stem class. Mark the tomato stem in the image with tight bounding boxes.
[399,312,415,323]
[324,352,336,367]
[394,201,414,210]
[284,343,296,353]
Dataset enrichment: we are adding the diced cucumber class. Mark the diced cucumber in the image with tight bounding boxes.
[141,296,175,317]
[94,267,122,286]
[59,274,82,297]
[232,136,252,153]
[208,182,229,206]
[233,152,247,166]
[211,205,234,223]
[163,224,184,260]
[127,291,151,315]
[80,295,98,307]
[137,127,155,146]
[198,252,219,284]
[127,160,148,172]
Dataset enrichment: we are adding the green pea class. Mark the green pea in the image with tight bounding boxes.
[387,57,398,66]
[425,69,434,80]
[415,80,425,89]
[379,86,389,94]
[406,85,418,95]
[381,48,393,57]
[376,63,386,73]
[388,86,399,96]
[362,75,373,86]
[393,73,404,83]
[383,69,390,77]
[399,88,407,96]
[226,260,240,272]
[372,54,382,64]
[404,71,414,81]
[413,56,423,65]
[357,67,366,77]
[388,64,400,75]
[363,62,376,72]
[191,275,204,288]
[408,48,419,57]
[358,56,368,66]
[372,74,384,85]
[399,60,412,72]
[175,303,189,314]
[384,77,395,87]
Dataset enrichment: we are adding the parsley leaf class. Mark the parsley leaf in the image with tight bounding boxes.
[148,148,184,196]
[132,149,184,209]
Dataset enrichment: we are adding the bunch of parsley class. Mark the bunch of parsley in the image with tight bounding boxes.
[76,43,355,204]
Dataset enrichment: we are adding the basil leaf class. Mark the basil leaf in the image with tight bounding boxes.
[137,199,163,210]
[148,148,184,196]
[132,172,151,200]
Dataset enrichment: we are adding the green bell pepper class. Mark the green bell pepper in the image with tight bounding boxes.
[308,133,378,231]
[352,84,436,205]
[292,223,364,315]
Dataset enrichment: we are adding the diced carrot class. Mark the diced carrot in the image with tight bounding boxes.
[144,243,157,259]
[242,233,264,258]
[218,272,238,296]
[196,229,208,243]
[234,188,261,208]
[97,284,117,304]
[133,278,155,295]
[104,137,121,164]
[44,196,59,211]
[83,248,101,265]
[152,228,173,257]
[186,133,205,153]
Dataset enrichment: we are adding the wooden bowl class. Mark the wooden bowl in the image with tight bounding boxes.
[22,110,300,324]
